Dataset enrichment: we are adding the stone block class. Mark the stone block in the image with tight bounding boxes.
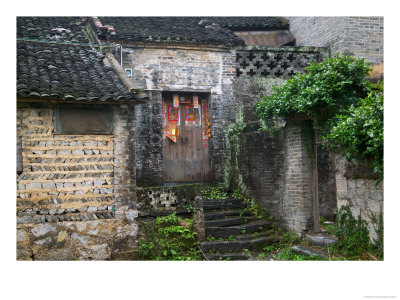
[75,222,87,232]
[49,208,57,215]
[78,206,87,212]
[58,150,70,155]
[94,179,106,186]
[125,210,138,222]
[42,181,56,189]
[31,224,57,237]
[26,182,42,190]
[84,149,93,155]
[71,233,90,245]
[34,236,53,246]
[57,231,68,242]
[34,249,75,261]
[18,182,25,190]
[72,149,84,155]
[17,230,28,243]
[305,234,338,247]
[87,206,98,213]
[76,243,111,260]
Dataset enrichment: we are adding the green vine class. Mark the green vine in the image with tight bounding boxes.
[331,204,383,260]
[136,213,201,260]
[255,54,382,180]
[223,106,249,196]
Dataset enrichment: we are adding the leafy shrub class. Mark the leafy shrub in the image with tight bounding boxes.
[368,209,384,259]
[255,54,371,133]
[201,184,228,199]
[136,213,201,260]
[255,54,383,180]
[335,205,370,257]
[325,83,383,180]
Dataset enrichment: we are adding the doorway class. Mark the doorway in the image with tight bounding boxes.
[162,92,211,182]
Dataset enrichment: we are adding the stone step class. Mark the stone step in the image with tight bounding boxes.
[205,220,272,239]
[203,198,244,205]
[291,245,327,259]
[201,236,277,254]
[205,253,250,261]
[205,216,259,228]
[235,229,276,241]
[304,233,338,247]
[204,210,253,221]
[202,198,247,211]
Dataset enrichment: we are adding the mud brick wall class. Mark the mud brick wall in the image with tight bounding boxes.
[16,102,137,224]
[16,101,139,260]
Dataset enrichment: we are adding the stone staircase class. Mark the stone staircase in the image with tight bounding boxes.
[200,198,280,260]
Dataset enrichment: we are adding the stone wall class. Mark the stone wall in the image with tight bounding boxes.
[16,101,139,260]
[334,156,383,240]
[17,219,138,260]
[287,17,384,64]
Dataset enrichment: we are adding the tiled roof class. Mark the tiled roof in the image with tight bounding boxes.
[205,17,289,31]
[93,17,288,45]
[17,17,140,102]
[94,17,244,45]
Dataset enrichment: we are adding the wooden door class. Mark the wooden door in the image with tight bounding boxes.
[163,94,210,182]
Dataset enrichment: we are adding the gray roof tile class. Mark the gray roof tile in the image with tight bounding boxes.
[17,17,140,102]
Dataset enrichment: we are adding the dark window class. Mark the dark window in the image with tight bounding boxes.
[55,106,113,134]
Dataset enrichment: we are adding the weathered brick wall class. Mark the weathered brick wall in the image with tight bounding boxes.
[281,121,314,234]
[17,101,139,260]
[134,91,163,186]
[122,45,237,183]
[317,145,337,220]
[232,77,285,218]
[209,49,238,181]
[287,17,384,64]
[232,69,336,232]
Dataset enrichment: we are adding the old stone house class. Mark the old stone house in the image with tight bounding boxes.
[16,16,383,260]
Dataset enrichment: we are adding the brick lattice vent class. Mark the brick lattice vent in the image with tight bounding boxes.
[236,48,324,78]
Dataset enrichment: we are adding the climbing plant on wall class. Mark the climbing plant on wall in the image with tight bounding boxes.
[255,54,383,180]
[325,83,383,179]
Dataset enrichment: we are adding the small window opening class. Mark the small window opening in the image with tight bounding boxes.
[125,68,132,77]
[55,106,113,135]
